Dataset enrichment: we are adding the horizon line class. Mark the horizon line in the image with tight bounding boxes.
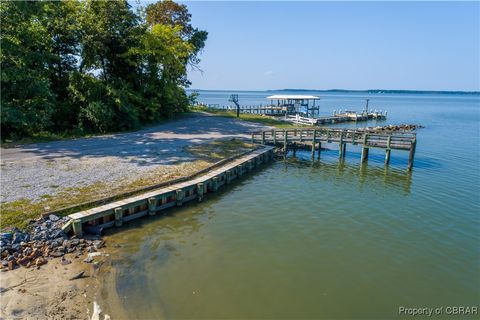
[188,88,480,94]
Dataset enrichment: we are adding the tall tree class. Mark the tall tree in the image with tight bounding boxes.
[1,1,55,138]
[0,0,207,139]
[145,0,207,70]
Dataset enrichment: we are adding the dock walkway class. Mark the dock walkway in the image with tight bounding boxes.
[252,128,416,170]
[63,146,274,237]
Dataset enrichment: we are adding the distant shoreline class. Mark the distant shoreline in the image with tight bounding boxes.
[189,88,480,95]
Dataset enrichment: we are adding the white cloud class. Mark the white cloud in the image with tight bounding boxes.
[263,70,274,76]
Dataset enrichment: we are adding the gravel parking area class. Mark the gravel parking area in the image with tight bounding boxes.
[1,112,268,204]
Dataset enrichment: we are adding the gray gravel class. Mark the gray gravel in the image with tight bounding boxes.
[1,113,268,203]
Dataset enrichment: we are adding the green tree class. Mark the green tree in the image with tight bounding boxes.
[145,0,207,70]
[1,1,55,138]
[0,0,207,139]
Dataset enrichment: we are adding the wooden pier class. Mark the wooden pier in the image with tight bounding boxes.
[280,111,387,126]
[251,128,416,170]
[62,147,274,237]
[204,104,387,126]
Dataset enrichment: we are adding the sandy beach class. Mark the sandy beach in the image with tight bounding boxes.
[0,253,98,319]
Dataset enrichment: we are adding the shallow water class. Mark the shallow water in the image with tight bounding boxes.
[102,92,479,319]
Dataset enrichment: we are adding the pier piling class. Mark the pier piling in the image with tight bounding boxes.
[385,135,392,165]
[114,208,123,227]
[407,138,417,171]
[361,134,369,162]
[311,129,317,159]
[148,197,156,215]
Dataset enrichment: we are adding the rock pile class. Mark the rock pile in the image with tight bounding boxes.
[0,215,104,271]
[362,124,424,132]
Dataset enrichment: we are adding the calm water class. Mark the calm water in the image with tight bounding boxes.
[101,91,480,319]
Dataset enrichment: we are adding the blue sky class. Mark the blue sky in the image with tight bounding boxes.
[177,1,479,91]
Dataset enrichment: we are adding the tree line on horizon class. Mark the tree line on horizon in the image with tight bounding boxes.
[1,0,207,140]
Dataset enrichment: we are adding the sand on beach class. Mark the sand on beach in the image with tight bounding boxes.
[0,254,101,320]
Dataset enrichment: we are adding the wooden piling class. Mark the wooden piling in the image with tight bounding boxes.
[361,134,369,162]
[114,207,123,227]
[261,131,266,145]
[212,177,219,191]
[72,219,82,237]
[272,129,276,145]
[148,197,156,215]
[407,138,417,171]
[226,170,232,184]
[311,129,317,159]
[317,141,321,159]
[385,135,392,165]
[339,132,344,158]
[197,183,204,201]
[176,189,184,206]
[283,130,288,153]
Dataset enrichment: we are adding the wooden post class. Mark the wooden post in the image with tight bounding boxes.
[361,134,369,163]
[273,129,276,145]
[176,189,184,206]
[114,207,123,227]
[212,177,219,191]
[283,130,288,153]
[148,197,156,215]
[251,133,254,144]
[408,138,417,171]
[385,135,392,165]
[339,131,344,158]
[197,183,205,201]
[261,131,265,145]
[226,170,232,184]
[72,219,83,237]
[299,130,303,142]
[317,141,321,159]
[311,129,317,159]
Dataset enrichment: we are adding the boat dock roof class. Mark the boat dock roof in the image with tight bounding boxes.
[267,95,320,100]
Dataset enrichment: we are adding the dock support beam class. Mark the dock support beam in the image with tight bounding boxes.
[176,189,185,206]
[212,177,219,191]
[72,219,82,237]
[148,197,156,215]
[197,183,205,201]
[361,134,369,163]
[114,208,123,227]
[272,130,276,145]
[317,141,321,159]
[339,132,346,158]
[311,129,317,160]
[408,138,417,171]
[385,135,392,165]
[283,130,288,153]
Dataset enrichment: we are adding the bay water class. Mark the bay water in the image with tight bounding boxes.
[100,91,479,319]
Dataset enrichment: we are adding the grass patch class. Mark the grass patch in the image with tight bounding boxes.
[189,106,309,129]
[0,139,255,231]
[186,138,254,160]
